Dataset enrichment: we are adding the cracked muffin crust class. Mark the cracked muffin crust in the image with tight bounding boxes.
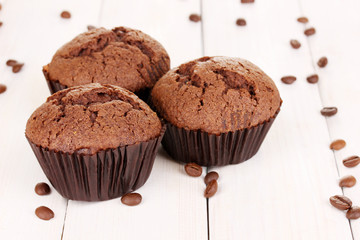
[151,56,281,134]
[43,27,170,93]
[26,83,162,155]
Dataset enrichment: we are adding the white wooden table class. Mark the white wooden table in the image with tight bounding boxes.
[0,0,359,239]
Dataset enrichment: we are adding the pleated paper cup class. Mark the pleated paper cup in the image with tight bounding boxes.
[27,125,166,201]
[161,109,280,166]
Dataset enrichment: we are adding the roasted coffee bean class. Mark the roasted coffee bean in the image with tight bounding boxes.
[317,57,328,68]
[87,25,96,31]
[204,171,219,185]
[0,22,3,27]
[320,107,337,116]
[329,195,352,210]
[339,175,356,188]
[307,74,319,84]
[35,182,51,196]
[189,14,201,22]
[241,0,254,3]
[121,193,142,206]
[6,59,17,66]
[281,76,296,84]
[185,162,202,177]
[304,27,316,36]
[12,63,24,73]
[290,39,301,49]
[204,180,218,198]
[343,156,360,168]
[330,139,346,150]
[61,11,71,19]
[236,18,246,26]
[35,206,54,220]
[346,206,360,220]
[0,84,6,94]
[297,17,308,23]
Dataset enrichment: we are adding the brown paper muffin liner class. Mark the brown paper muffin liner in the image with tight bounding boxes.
[27,125,166,201]
[161,109,280,166]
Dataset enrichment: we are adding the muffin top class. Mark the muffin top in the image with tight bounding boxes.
[44,27,170,92]
[151,56,281,134]
[26,83,162,155]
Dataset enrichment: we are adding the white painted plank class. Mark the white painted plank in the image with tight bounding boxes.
[299,0,360,238]
[0,0,102,239]
[202,0,353,239]
[62,1,208,240]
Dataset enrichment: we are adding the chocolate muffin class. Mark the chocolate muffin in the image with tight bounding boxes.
[151,56,281,166]
[26,83,165,201]
[43,27,170,100]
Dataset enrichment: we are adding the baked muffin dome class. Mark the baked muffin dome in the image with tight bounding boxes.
[151,56,281,134]
[26,83,162,155]
[43,27,170,93]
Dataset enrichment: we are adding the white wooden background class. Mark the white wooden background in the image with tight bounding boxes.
[0,0,359,239]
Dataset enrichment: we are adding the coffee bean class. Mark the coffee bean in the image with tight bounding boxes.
[35,206,54,220]
[317,57,328,68]
[185,162,202,177]
[236,18,246,26]
[204,180,218,198]
[343,156,360,168]
[61,11,71,19]
[87,25,96,31]
[241,0,254,3]
[330,139,346,150]
[329,195,352,210]
[339,175,356,188]
[35,182,51,196]
[0,84,6,94]
[204,171,219,185]
[346,206,360,220]
[281,76,296,84]
[290,39,301,49]
[320,107,337,116]
[189,14,201,23]
[6,59,17,66]
[307,74,319,84]
[297,17,309,23]
[12,63,24,73]
[121,193,142,206]
[0,22,3,27]
[304,27,316,36]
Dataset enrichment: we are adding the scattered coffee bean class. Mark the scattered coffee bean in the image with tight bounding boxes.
[0,84,6,94]
[185,162,202,177]
[281,76,296,84]
[87,25,96,31]
[317,57,328,68]
[236,18,246,26]
[204,171,219,185]
[339,175,356,188]
[35,182,51,196]
[330,139,346,150]
[241,0,254,3]
[60,11,71,19]
[307,74,319,84]
[0,22,3,27]
[346,206,360,220]
[121,193,142,206]
[6,59,17,66]
[343,156,360,168]
[204,180,218,198]
[329,195,352,210]
[290,39,301,49]
[297,17,308,23]
[12,63,24,73]
[320,107,337,116]
[189,14,201,23]
[304,27,316,36]
[35,206,54,220]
